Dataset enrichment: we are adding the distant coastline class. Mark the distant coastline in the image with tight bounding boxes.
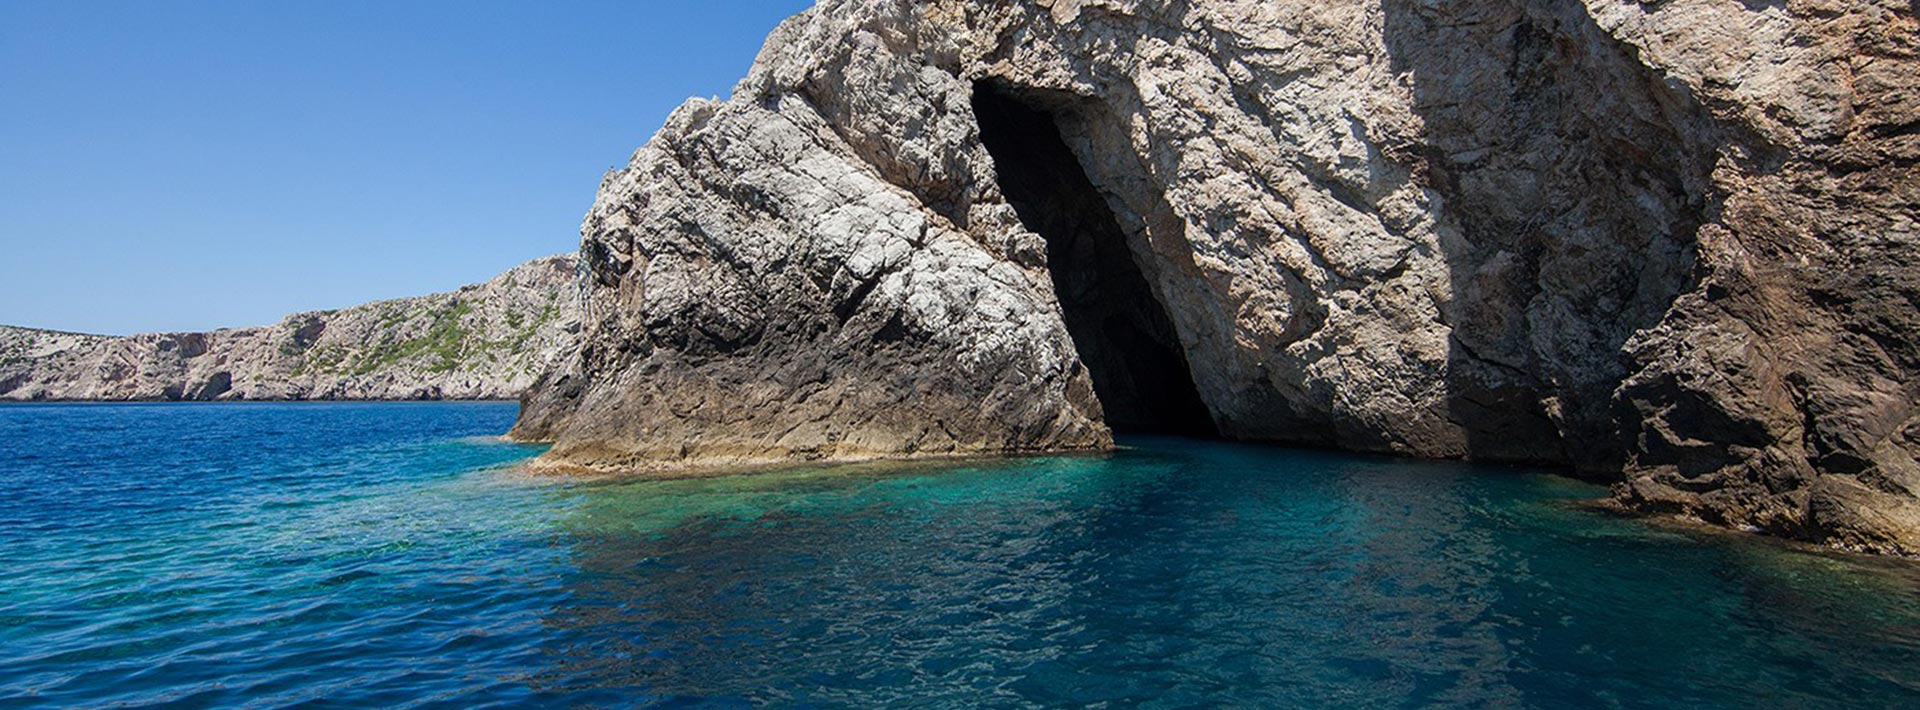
[1,255,580,403]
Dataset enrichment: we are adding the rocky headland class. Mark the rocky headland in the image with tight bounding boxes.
[510,0,1919,554]
[1,255,581,401]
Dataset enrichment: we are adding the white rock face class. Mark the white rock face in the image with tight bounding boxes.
[516,0,1919,553]
[1,256,582,401]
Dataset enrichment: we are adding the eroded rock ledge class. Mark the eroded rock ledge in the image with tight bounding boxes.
[514,0,1920,554]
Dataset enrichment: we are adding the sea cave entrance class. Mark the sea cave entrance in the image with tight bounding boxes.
[972,82,1218,438]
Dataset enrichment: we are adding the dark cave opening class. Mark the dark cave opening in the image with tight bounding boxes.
[971,82,1218,438]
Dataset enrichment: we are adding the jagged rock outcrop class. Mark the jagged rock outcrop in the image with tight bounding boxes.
[2,256,581,401]
[515,0,1919,553]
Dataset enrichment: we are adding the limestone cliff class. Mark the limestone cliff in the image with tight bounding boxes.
[514,0,1919,553]
[1,256,581,401]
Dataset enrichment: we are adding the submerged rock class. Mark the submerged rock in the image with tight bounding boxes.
[515,0,1918,553]
[1,256,581,401]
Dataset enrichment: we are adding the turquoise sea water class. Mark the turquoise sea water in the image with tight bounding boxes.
[2,402,1917,708]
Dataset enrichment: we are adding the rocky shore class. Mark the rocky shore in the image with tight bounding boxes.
[1,255,581,401]
[512,0,1920,554]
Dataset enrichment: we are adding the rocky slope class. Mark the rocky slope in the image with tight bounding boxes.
[514,0,1918,553]
[2,256,581,401]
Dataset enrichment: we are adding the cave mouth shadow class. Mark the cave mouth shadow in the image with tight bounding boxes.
[971,81,1219,438]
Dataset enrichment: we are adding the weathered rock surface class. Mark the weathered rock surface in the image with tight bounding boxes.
[516,0,1919,553]
[2,256,581,401]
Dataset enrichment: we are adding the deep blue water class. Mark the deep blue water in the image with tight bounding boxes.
[2,403,1917,708]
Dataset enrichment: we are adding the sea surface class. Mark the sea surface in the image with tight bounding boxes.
[2,402,1917,708]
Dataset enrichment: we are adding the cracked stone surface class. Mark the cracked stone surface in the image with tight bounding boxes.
[514,0,1920,553]
[1,256,582,401]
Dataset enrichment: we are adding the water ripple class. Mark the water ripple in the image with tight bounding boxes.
[2,406,1919,708]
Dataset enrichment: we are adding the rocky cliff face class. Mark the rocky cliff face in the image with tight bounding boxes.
[515,0,1919,553]
[2,256,581,401]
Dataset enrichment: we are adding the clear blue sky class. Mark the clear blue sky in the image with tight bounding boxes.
[0,0,813,335]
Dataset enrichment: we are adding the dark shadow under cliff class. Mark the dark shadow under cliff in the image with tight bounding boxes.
[1380,0,1721,471]
[972,81,1218,438]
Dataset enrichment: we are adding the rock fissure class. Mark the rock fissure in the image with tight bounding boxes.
[973,80,1219,437]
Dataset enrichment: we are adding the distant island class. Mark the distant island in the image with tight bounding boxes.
[0,255,579,401]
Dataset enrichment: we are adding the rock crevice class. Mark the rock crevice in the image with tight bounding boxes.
[973,81,1217,437]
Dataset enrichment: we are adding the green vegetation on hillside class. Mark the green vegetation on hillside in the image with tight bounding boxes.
[287,297,563,379]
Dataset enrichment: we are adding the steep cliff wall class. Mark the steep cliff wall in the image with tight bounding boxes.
[1,256,582,401]
[515,0,1919,553]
